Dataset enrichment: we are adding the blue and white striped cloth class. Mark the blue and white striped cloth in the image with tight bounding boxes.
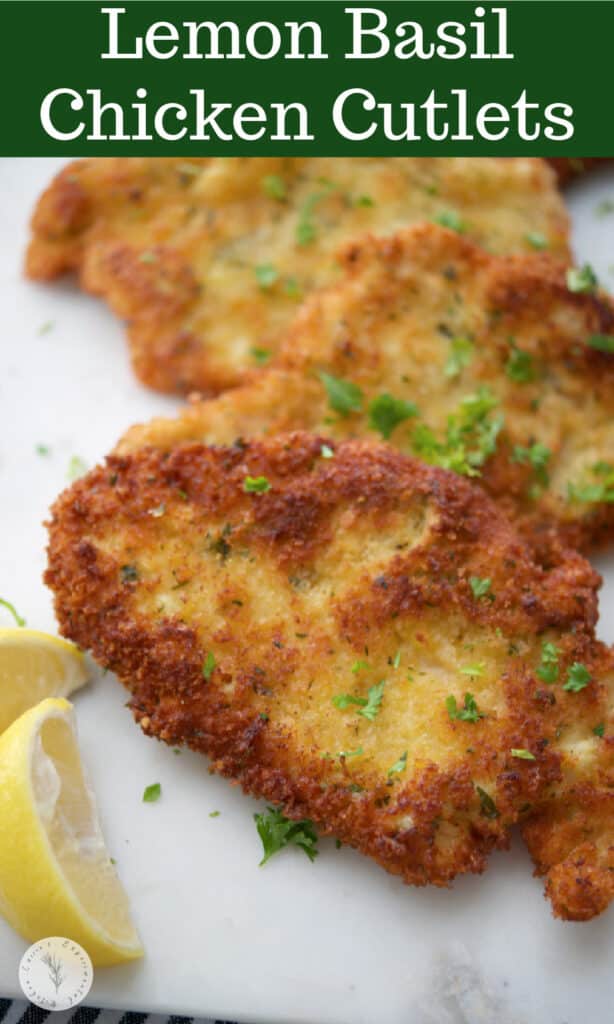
[0,1005,237,1024]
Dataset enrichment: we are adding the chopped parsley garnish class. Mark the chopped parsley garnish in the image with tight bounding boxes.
[412,387,503,477]
[566,264,598,294]
[563,662,592,692]
[262,174,287,201]
[469,576,493,600]
[593,722,605,737]
[388,751,408,776]
[38,320,55,335]
[67,455,88,481]
[209,810,220,818]
[536,641,560,683]
[35,443,50,456]
[444,336,474,378]
[525,232,549,250]
[254,806,318,865]
[460,663,485,678]
[250,346,271,365]
[120,564,139,583]
[139,250,157,263]
[254,263,278,290]
[296,181,336,246]
[355,194,374,207]
[586,334,614,353]
[505,341,535,383]
[333,681,385,721]
[368,393,418,439]
[446,692,484,723]
[202,651,216,680]
[244,475,271,494]
[0,597,26,627]
[568,462,614,504]
[319,372,363,416]
[351,659,370,673]
[434,209,466,233]
[510,748,536,761]
[476,785,499,819]
[320,444,334,459]
[284,276,302,298]
[338,746,364,759]
[143,783,161,803]
[392,650,401,669]
[511,442,551,486]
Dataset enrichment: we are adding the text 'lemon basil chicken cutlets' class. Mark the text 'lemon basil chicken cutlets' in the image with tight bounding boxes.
[45,433,607,904]
[119,223,614,555]
[26,157,569,395]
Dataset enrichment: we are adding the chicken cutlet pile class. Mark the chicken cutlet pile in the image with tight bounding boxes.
[119,223,614,556]
[26,157,570,395]
[45,434,611,909]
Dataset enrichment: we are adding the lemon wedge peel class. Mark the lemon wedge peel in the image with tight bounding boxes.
[0,698,143,966]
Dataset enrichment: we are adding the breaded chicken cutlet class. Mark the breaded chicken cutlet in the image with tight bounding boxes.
[119,223,614,556]
[45,433,613,916]
[26,157,570,395]
[547,158,608,186]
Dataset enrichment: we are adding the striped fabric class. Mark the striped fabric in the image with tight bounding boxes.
[0,1005,238,1024]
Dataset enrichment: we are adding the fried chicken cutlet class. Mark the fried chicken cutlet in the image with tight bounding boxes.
[119,223,614,556]
[46,433,608,904]
[26,157,570,395]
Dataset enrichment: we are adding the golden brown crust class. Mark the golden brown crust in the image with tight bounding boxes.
[547,158,610,187]
[119,223,614,556]
[26,157,570,395]
[45,433,610,902]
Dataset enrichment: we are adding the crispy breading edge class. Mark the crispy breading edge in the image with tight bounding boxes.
[45,433,605,896]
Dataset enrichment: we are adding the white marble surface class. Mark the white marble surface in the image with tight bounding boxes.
[0,158,612,1024]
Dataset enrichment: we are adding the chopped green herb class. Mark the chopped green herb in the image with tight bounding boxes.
[38,320,55,335]
[0,597,26,627]
[244,475,271,494]
[511,442,551,486]
[284,276,302,298]
[139,250,157,264]
[586,334,614,353]
[593,722,605,737]
[412,387,503,477]
[355,195,374,207]
[446,692,484,724]
[506,341,535,383]
[202,651,216,680]
[339,746,364,759]
[254,806,318,865]
[262,174,287,201]
[259,712,269,721]
[388,751,408,776]
[352,659,370,673]
[254,263,278,290]
[67,455,88,481]
[434,209,466,233]
[35,443,50,456]
[320,444,334,459]
[319,372,363,416]
[469,576,493,600]
[566,263,598,294]
[444,336,474,379]
[120,564,139,584]
[563,662,592,692]
[568,462,614,504]
[250,347,271,365]
[332,692,368,710]
[143,783,161,803]
[511,748,536,761]
[368,393,418,439]
[537,641,560,683]
[525,232,549,250]
[296,182,336,246]
[358,681,385,721]
[392,650,401,669]
[596,198,614,218]
[460,663,485,678]
[209,810,221,818]
[476,785,499,819]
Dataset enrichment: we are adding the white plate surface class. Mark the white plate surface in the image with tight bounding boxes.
[0,158,613,1024]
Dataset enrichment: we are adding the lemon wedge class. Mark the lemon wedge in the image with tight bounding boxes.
[0,628,89,734]
[0,698,143,966]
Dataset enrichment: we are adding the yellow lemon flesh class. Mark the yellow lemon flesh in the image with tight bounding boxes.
[0,628,89,734]
[0,698,143,966]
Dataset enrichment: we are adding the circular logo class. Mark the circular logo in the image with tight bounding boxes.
[19,937,93,1011]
